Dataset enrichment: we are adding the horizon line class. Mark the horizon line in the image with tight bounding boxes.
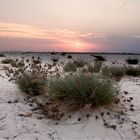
[1,50,140,55]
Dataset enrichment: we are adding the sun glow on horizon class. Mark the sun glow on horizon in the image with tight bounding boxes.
[76,41,80,47]
[0,22,105,52]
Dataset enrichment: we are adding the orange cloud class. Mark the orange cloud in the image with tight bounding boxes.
[0,22,105,39]
[0,22,52,39]
[0,22,106,52]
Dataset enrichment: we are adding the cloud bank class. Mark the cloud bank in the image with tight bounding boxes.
[0,22,140,53]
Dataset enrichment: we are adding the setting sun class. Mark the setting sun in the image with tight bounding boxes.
[76,42,80,47]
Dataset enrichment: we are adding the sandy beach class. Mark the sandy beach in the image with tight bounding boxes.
[0,52,139,140]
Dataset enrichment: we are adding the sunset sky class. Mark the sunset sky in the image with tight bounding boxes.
[0,0,140,52]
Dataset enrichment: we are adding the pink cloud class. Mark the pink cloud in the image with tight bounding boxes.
[0,22,105,52]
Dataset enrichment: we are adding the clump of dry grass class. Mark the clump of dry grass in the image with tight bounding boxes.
[64,61,77,72]
[87,62,102,73]
[48,73,119,108]
[5,57,48,95]
[1,58,24,68]
[11,59,25,68]
[102,66,125,79]
[102,65,140,78]
[1,59,14,64]
[73,59,86,67]
[18,72,47,95]
[0,53,5,57]
[125,66,140,76]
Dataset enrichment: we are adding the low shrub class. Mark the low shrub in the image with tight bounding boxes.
[1,58,25,68]
[125,66,140,76]
[0,53,5,57]
[51,57,59,63]
[48,73,118,107]
[88,62,102,73]
[32,59,41,64]
[67,55,72,59]
[94,55,105,61]
[126,58,139,65]
[1,59,14,64]
[64,61,77,72]
[5,58,48,95]
[73,59,86,67]
[51,52,57,55]
[11,60,25,68]
[18,72,47,95]
[111,67,125,78]
[61,52,66,56]
[102,66,125,79]
[87,64,94,73]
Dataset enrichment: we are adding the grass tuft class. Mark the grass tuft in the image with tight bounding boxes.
[64,61,77,72]
[5,58,48,95]
[88,62,102,73]
[73,59,86,67]
[48,73,118,107]
[102,66,125,79]
[18,72,47,95]
[125,66,140,76]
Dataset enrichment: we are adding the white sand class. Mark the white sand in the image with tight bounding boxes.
[0,53,140,140]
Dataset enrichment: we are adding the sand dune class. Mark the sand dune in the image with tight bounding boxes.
[0,52,140,140]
